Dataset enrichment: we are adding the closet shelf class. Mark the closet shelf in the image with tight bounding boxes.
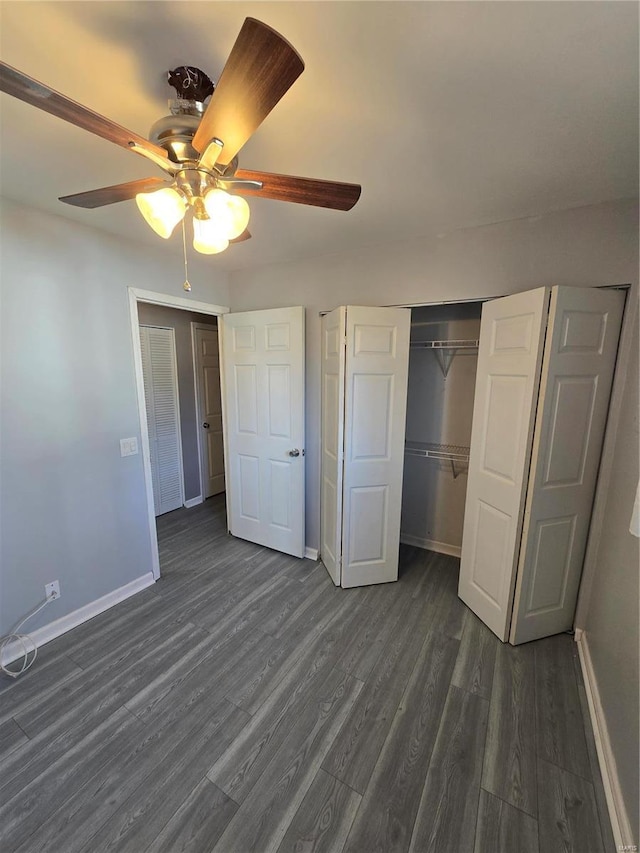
[409,339,479,377]
[409,339,479,350]
[404,441,470,478]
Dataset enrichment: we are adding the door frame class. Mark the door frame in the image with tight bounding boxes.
[128,287,229,580]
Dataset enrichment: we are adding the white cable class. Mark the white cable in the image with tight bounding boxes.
[0,597,52,679]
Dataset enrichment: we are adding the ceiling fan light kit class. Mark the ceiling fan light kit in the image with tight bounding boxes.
[0,16,362,260]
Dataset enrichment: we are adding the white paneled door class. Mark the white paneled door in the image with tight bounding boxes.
[221,307,305,558]
[458,288,550,640]
[510,286,625,643]
[320,307,347,584]
[194,326,225,497]
[139,325,184,516]
[340,306,411,587]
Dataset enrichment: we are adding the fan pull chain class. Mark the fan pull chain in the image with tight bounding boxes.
[182,219,191,292]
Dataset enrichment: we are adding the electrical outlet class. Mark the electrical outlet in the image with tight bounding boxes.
[45,580,60,600]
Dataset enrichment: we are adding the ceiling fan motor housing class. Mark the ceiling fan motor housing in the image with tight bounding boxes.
[149,106,202,165]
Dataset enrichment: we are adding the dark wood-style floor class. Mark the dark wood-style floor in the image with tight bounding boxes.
[1,496,614,853]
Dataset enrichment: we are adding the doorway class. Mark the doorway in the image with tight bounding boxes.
[128,287,228,580]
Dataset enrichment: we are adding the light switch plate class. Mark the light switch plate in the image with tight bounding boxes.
[120,437,139,457]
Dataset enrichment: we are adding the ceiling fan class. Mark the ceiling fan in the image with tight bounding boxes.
[0,17,361,255]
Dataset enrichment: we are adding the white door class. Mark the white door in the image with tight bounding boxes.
[510,286,625,643]
[458,288,549,640]
[341,305,411,588]
[320,307,347,584]
[139,325,184,516]
[220,307,305,558]
[194,325,225,498]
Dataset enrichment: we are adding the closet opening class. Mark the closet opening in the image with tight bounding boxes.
[400,301,483,561]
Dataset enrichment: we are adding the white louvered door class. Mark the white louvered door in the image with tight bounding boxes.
[139,325,184,516]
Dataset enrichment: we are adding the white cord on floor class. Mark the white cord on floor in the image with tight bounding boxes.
[0,598,51,678]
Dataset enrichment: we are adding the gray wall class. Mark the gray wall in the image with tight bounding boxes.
[137,303,216,503]
[0,199,229,635]
[582,316,639,840]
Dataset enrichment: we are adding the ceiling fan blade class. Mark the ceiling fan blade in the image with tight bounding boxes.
[59,177,169,209]
[233,169,361,211]
[0,62,168,160]
[193,18,304,164]
[230,229,252,243]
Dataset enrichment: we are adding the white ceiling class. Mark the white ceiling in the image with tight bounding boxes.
[1,1,637,272]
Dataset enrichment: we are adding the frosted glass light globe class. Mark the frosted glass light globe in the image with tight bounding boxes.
[135,188,186,238]
[203,189,250,240]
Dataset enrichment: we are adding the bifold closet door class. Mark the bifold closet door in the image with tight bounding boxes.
[341,306,411,587]
[139,325,184,516]
[509,285,625,644]
[320,307,346,584]
[458,288,549,641]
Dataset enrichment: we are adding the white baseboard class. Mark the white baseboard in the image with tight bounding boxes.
[304,546,319,561]
[400,533,461,558]
[1,572,156,665]
[576,631,634,848]
[184,495,204,509]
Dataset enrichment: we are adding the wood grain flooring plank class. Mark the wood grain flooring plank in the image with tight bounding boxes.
[474,789,539,853]
[451,609,497,700]
[482,641,537,818]
[408,685,489,853]
[207,599,364,804]
[124,619,265,725]
[254,569,328,637]
[17,696,240,853]
[185,564,290,634]
[537,758,605,853]
[335,588,410,681]
[342,630,459,853]
[0,718,27,760]
[535,635,591,780]
[80,704,250,853]
[144,777,238,853]
[0,652,83,724]
[225,583,360,716]
[323,597,440,794]
[408,551,458,605]
[431,585,467,641]
[13,621,208,739]
[0,706,143,852]
[276,769,362,853]
[211,667,363,853]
